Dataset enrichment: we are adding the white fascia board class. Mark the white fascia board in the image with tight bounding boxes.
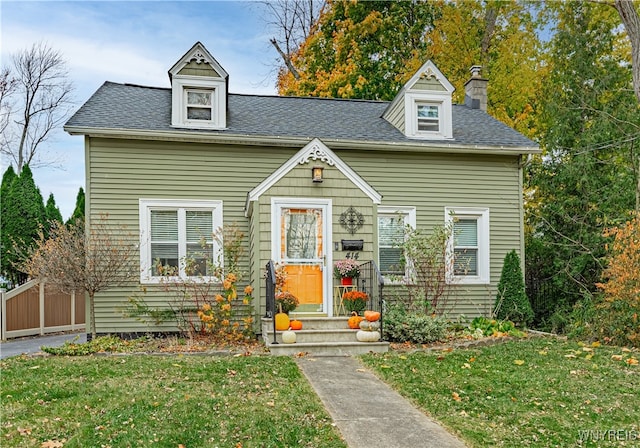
[244,138,381,217]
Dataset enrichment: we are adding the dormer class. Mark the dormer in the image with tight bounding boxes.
[169,42,228,130]
[383,61,454,140]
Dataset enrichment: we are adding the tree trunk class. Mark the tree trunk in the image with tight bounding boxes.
[614,0,640,103]
[88,291,97,339]
[270,38,301,80]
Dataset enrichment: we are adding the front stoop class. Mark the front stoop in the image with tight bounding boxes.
[261,317,389,356]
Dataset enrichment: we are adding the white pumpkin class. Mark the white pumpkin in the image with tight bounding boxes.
[356,330,380,342]
[282,329,297,344]
[359,320,381,331]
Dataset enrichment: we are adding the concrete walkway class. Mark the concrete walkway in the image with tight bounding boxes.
[0,332,86,359]
[296,356,467,448]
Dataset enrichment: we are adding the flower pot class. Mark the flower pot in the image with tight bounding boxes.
[341,277,353,286]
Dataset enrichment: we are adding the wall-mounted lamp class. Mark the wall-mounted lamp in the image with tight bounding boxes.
[312,166,324,183]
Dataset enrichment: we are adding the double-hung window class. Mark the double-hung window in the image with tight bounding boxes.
[378,206,416,282]
[445,207,489,284]
[140,199,223,283]
[416,103,440,133]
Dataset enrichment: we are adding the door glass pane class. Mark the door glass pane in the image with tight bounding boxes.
[283,209,320,260]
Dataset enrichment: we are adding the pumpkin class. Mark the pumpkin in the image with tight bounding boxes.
[290,320,303,330]
[282,329,297,344]
[364,310,381,322]
[356,330,380,342]
[359,320,380,331]
[348,312,364,329]
[275,303,290,331]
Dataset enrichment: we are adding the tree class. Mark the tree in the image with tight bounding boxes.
[1,164,46,285]
[275,0,543,137]
[44,192,63,235]
[262,0,326,80]
[277,0,439,100]
[20,216,137,339]
[0,166,18,282]
[495,250,533,326]
[0,42,74,171]
[526,1,638,314]
[66,186,85,225]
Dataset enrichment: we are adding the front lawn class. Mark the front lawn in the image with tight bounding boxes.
[1,355,346,448]
[362,337,639,447]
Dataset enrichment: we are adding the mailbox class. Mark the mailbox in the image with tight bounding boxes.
[341,239,364,251]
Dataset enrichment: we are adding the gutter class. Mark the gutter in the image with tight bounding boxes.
[63,125,541,156]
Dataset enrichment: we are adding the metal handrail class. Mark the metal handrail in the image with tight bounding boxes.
[265,260,278,345]
[357,260,385,339]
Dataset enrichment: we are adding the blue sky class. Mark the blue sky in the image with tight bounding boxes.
[1,0,279,218]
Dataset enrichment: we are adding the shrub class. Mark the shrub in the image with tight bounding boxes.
[383,304,447,343]
[592,214,640,347]
[494,250,533,326]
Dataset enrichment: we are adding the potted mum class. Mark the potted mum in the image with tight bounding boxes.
[342,290,368,314]
[275,291,299,314]
[334,259,360,285]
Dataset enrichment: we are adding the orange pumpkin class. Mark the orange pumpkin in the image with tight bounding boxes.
[290,320,303,330]
[364,310,381,322]
[348,312,364,329]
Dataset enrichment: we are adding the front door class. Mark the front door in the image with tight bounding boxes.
[273,199,332,315]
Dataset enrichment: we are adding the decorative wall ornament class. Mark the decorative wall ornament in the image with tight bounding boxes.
[420,66,439,80]
[189,50,210,65]
[340,207,364,235]
[298,142,336,166]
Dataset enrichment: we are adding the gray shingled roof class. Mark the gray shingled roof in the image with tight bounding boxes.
[65,81,537,148]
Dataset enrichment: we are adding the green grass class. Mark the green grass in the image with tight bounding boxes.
[1,355,346,448]
[361,337,640,447]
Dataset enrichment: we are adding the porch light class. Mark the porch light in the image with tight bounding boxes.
[312,166,324,183]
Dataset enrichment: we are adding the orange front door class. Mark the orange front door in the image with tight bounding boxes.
[279,207,325,313]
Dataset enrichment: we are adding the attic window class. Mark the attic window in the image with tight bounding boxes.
[186,89,213,121]
[404,92,452,140]
[417,103,440,133]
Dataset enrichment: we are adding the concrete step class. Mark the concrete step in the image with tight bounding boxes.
[260,316,388,356]
[267,341,390,356]
[261,317,352,333]
[264,328,360,344]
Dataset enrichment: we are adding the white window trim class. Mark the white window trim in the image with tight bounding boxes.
[378,206,416,284]
[445,207,490,285]
[171,75,226,130]
[405,92,453,140]
[139,198,223,284]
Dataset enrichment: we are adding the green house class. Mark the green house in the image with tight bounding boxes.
[64,42,539,336]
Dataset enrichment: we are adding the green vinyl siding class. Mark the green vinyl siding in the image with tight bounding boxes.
[86,136,524,333]
[383,99,405,133]
[177,60,221,78]
[337,149,523,317]
[412,77,448,91]
[86,137,293,333]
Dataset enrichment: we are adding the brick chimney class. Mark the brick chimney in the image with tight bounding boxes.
[464,65,488,111]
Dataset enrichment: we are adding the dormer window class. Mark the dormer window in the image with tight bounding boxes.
[186,89,213,121]
[382,60,454,141]
[404,92,452,140]
[169,42,228,130]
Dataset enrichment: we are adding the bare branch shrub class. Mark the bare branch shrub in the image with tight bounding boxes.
[19,215,137,338]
